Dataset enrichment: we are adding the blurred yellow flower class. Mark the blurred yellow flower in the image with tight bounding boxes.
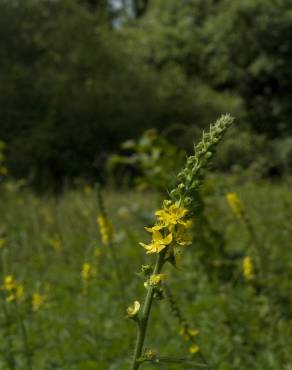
[226,192,244,218]
[2,275,24,303]
[0,238,6,249]
[243,256,255,281]
[3,275,16,291]
[32,292,46,312]
[179,326,199,341]
[97,215,113,245]
[189,344,200,354]
[81,263,96,282]
[127,300,140,317]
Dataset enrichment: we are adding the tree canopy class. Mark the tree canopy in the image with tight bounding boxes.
[0,0,291,187]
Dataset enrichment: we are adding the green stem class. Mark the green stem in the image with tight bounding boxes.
[243,214,266,280]
[108,241,127,307]
[130,250,166,370]
[95,184,126,306]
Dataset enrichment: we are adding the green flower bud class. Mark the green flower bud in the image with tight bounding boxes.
[141,265,153,276]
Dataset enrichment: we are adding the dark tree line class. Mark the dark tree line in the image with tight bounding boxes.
[0,0,291,187]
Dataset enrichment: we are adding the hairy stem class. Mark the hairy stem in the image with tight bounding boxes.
[130,250,166,370]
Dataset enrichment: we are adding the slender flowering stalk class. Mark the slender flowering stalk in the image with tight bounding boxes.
[81,262,96,293]
[164,284,210,368]
[226,192,245,219]
[129,115,234,370]
[242,256,254,281]
[225,191,265,280]
[97,215,113,245]
[96,184,126,306]
[32,292,47,312]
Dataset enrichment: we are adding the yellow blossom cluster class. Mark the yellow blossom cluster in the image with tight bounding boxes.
[144,349,157,360]
[179,325,200,354]
[97,215,114,245]
[144,273,166,289]
[242,256,255,281]
[81,263,96,282]
[2,275,24,303]
[140,201,192,255]
[226,192,245,218]
[32,292,46,312]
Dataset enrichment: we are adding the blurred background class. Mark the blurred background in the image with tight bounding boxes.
[1,0,292,189]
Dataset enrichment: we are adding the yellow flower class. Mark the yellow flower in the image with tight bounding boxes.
[243,256,254,281]
[148,273,166,286]
[175,225,192,246]
[145,349,157,360]
[0,238,6,249]
[189,344,200,354]
[155,202,189,230]
[127,300,140,317]
[3,275,16,291]
[97,215,114,245]
[226,192,244,218]
[140,230,173,254]
[2,275,24,303]
[7,284,24,303]
[179,326,199,340]
[32,292,46,312]
[81,263,96,282]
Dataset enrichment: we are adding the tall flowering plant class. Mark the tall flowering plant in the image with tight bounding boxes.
[127,114,234,369]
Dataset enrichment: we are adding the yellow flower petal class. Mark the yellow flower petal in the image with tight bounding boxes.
[189,344,200,354]
[127,300,140,317]
[226,192,244,218]
[149,273,167,286]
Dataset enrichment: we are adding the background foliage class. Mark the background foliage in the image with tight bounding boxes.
[1,0,292,187]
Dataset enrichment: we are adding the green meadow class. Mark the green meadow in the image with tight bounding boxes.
[0,178,291,370]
